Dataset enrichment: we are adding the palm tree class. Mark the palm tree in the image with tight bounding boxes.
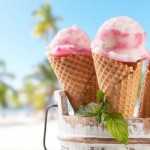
[0,61,14,108]
[22,81,45,110]
[33,2,62,40]
[24,2,62,112]
[24,59,59,110]
[0,60,19,116]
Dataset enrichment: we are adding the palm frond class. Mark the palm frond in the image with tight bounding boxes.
[32,2,61,40]
[25,59,57,83]
[44,2,52,19]
[0,84,8,108]
[33,10,44,18]
[0,60,5,72]
[0,80,16,93]
[0,60,5,66]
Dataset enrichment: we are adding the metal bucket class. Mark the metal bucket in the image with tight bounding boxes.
[44,90,150,150]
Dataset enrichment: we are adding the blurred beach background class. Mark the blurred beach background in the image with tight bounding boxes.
[0,0,150,150]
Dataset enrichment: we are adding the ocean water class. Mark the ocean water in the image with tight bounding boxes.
[0,100,140,118]
[0,106,31,118]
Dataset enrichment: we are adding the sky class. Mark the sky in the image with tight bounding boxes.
[0,0,150,89]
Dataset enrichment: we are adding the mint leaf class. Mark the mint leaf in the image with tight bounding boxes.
[103,100,109,112]
[97,90,104,103]
[104,112,129,145]
[75,102,99,117]
[75,90,129,145]
[101,113,109,122]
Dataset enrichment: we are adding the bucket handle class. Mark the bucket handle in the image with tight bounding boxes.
[43,104,58,150]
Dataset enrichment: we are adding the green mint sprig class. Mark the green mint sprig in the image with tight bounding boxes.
[75,90,129,145]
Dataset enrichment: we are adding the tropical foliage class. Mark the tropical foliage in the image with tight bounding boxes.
[0,60,19,112]
[23,2,61,110]
[22,60,59,109]
[33,2,62,40]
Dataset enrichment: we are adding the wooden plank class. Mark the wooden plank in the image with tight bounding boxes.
[54,90,68,116]
[60,142,150,150]
[58,137,150,144]
[54,90,150,149]
[58,115,150,139]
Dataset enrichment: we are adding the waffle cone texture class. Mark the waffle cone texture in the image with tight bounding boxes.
[92,53,142,118]
[138,63,150,118]
[48,55,99,111]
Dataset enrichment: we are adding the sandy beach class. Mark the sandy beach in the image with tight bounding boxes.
[0,117,60,150]
[0,103,139,150]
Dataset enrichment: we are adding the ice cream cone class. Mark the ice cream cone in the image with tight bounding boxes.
[92,53,142,118]
[138,63,150,118]
[48,55,98,111]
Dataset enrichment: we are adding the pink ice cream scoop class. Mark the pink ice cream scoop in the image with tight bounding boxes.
[46,25,91,56]
[91,16,147,62]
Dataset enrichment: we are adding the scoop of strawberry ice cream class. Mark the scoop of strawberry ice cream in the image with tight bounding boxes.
[46,25,91,56]
[91,16,147,62]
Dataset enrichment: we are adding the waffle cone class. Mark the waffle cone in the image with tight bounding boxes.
[138,63,150,118]
[92,53,142,118]
[48,55,98,111]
